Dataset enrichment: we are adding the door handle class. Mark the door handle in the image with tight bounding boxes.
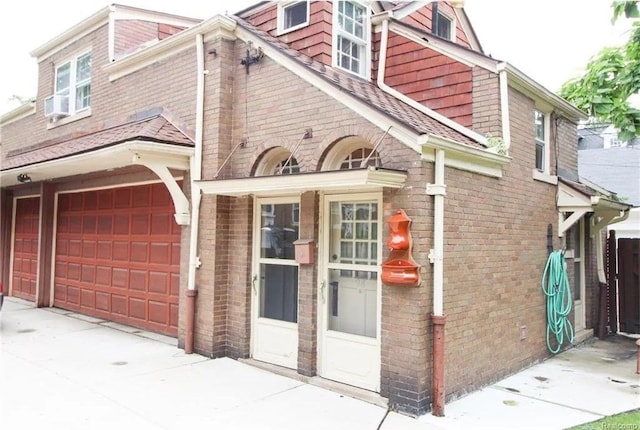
[320,280,326,304]
[252,274,257,295]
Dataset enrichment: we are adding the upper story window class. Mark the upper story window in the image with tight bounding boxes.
[534,110,547,171]
[277,1,310,35]
[434,10,454,40]
[52,51,92,116]
[274,157,300,175]
[333,1,370,78]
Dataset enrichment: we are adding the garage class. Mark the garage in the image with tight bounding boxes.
[54,183,181,336]
[11,196,40,301]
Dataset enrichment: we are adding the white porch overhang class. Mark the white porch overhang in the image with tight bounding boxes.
[196,167,407,197]
[557,180,631,236]
[2,140,193,225]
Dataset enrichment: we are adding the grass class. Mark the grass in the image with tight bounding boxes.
[566,409,640,429]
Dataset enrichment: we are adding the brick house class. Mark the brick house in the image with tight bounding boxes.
[0,1,631,416]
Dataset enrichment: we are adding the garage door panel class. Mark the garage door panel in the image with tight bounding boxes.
[68,263,81,280]
[67,286,80,304]
[69,240,82,257]
[96,266,111,285]
[54,184,180,336]
[96,292,110,311]
[81,290,95,308]
[55,284,67,302]
[112,268,128,288]
[82,241,96,258]
[129,297,146,320]
[96,241,112,259]
[130,270,147,291]
[12,196,39,301]
[113,242,129,260]
[69,216,82,233]
[81,265,95,283]
[131,242,148,262]
[149,301,168,324]
[149,272,167,294]
[150,243,170,264]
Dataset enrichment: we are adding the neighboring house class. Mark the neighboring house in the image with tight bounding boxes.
[0,1,632,416]
[578,123,640,150]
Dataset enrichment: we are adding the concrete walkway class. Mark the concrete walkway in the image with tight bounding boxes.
[1,297,638,429]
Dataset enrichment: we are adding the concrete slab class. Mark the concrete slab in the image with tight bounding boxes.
[2,297,639,430]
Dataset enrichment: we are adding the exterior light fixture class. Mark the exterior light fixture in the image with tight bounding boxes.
[17,173,32,183]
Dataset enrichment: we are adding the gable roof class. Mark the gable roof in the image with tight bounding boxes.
[233,17,482,150]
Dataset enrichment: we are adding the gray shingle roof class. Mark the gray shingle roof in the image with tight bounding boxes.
[578,147,640,207]
[233,17,483,149]
[2,113,194,170]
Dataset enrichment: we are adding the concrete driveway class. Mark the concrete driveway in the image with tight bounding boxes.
[1,297,638,430]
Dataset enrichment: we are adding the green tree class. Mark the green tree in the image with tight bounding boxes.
[559,1,640,141]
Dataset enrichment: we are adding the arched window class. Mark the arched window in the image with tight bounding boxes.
[274,157,300,175]
[340,148,380,170]
[254,147,300,176]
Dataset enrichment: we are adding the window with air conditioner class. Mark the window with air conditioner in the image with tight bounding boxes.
[45,51,92,118]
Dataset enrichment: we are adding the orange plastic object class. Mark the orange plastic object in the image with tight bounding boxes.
[381,209,421,287]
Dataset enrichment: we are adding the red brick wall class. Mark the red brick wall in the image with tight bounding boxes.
[114,20,158,58]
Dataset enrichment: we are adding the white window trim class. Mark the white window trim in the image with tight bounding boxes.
[53,49,92,117]
[277,1,310,36]
[332,0,371,80]
[532,109,553,183]
[435,9,455,41]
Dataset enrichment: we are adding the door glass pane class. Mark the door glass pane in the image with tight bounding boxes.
[260,203,299,259]
[331,201,377,268]
[328,268,376,337]
[260,263,298,322]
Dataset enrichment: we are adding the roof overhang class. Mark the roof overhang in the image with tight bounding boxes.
[1,140,192,187]
[557,181,632,236]
[196,167,407,197]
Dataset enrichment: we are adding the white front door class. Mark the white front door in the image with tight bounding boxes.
[251,198,300,369]
[318,194,381,391]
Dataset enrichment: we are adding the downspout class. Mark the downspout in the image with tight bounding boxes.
[496,63,511,150]
[375,18,487,145]
[428,149,447,417]
[185,33,205,354]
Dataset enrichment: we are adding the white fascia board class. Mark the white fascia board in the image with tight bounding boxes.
[420,134,509,178]
[30,6,112,60]
[500,63,587,122]
[196,167,407,197]
[234,26,423,153]
[391,1,437,19]
[387,21,496,71]
[0,102,36,125]
[105,15,237,82]
[112,7,201,27]
[1,141,193,187]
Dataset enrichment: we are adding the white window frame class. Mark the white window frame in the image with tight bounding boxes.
[277,1,310,35]
[435,9,455,41]
[53,50,92,116]
[332,0,371,79]
[532,109,555,183]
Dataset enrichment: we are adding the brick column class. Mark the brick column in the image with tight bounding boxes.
[36,183,55,308]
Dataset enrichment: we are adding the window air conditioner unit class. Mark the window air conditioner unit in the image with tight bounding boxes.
[44,94,69,118]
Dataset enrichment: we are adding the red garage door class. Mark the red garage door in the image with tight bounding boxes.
[12,197,40,301]
[54,183,180,336]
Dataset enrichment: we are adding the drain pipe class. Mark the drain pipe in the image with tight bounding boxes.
[185,33,206,354]
[377,15,449,416]
[427,148,447,416]
[496,62,511,150]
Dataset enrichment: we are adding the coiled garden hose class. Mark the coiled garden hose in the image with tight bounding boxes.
[541,250,574,353]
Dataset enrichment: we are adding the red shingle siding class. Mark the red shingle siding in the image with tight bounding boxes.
[247,2,333,66]
[400,2,472,48]
[383,34,473,127]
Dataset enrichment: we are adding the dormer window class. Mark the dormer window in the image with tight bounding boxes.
[333,1,370,78]
[277,1,310,35]
[433,9,454,41]
[52,51,92,116]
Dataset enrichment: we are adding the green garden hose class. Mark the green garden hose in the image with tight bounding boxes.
[541,250,574,353]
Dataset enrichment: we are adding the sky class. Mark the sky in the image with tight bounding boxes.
[0,0,634,116]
